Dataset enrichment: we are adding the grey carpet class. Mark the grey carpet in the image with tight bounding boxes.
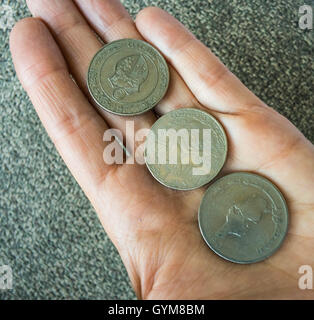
[0,0,313,299]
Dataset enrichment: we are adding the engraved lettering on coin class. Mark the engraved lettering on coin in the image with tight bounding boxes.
[87,39,169,115]
[198,172,289,264]
[144,108,228,190]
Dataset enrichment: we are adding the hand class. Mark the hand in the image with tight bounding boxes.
[10,0,314,299]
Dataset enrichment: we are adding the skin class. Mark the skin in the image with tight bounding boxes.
[9,0,314,299]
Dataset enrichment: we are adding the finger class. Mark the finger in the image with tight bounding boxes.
[73,0,141,41]
[26,0,98,93]
[73,0,200,115]
[155,67,203,115]
[10,18,114,203]
[136,7,267,114]
[26,0,155,136]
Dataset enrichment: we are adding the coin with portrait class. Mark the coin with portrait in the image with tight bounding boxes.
[87,39,169,115]
[198,172,289,264]
[144,108,227,190]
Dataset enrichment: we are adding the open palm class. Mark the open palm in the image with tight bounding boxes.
[10,0,314,299]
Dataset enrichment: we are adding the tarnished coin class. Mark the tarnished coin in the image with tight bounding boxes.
[87,39,169,115]
[144,108,228,190]
[198,172,289,264]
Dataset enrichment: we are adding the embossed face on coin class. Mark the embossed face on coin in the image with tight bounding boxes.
[87,39,169,115]
[144,108,228,190]
[198,172,289,264]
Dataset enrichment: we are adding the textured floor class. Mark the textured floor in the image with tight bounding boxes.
[0,0,313,299]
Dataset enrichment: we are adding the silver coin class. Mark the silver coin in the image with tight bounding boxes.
[87,39,169,116]
[144,108,228,190]
[198,172,289,264]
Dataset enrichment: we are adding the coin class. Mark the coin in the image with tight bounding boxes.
[198,172,289,264]
[87,39,169,115]
[144,108,228,190]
